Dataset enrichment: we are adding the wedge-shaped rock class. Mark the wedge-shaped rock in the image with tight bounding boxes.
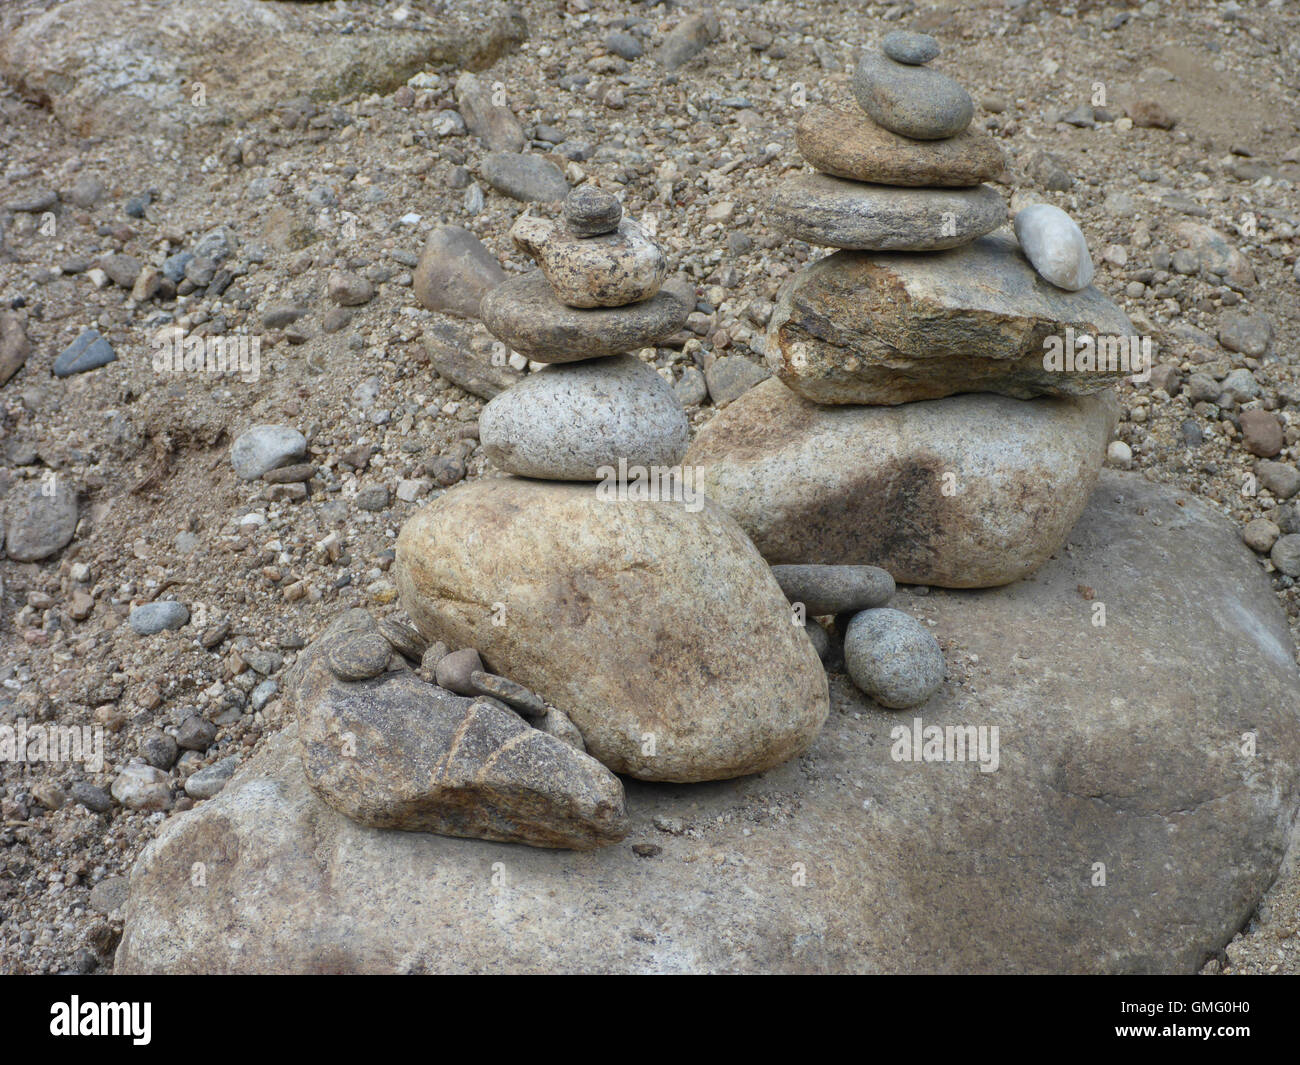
[481,272,692,362]
[767,233,1136,405]
[394,479,828,781]
[292,610,627,849]
[769,174,1004,251]
[796,106,1004,187]
[511,214,666,308]
[686,378,1116,588]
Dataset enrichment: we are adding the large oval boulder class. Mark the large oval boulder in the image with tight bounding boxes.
[686,377,1116,588]
[114,473,1300,974]
[393,477,828,781]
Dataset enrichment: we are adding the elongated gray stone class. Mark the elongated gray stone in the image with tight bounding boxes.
[1013,204,1095,291]
[772,565,895,615]
[769,174,1004,251]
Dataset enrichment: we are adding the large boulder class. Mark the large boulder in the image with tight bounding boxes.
[0,0,527,138]
[686,377,1115,588]
[393,477,829,782]
[767,234,1135,405]
[114,473,1300,973]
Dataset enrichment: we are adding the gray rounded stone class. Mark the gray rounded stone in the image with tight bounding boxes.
[326,632,392,681]
[435,647,484,695]
[4,478,78,562]
[480,151,569,202]
[1013,204,1095,292]
[129,601,190,635]
[881,31,940,65]
[844,608,945,709]
[852,50,973,140]
[481,272,692,362]
[1271,534,1300,577]
[479,354,689,481]
[564,185,622,236]
[231,425,307,480]
[770,174,1004,251]
[773,565,896,616]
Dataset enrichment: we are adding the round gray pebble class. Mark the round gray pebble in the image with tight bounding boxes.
[564,185,622,236]
[326,632,392,681]
[435,647,484,695]
[882,30,940,65]
[844,608,945,709]
[129,601,190,635]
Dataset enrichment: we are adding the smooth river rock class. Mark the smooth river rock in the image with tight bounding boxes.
[511,214,666,308]
[851,50,974,140]
[769,174,1004,251]
[843,607,945,709]
[479,354,689,480]
[481,272,693,362]
[4,478,78,562]
[292,610,627,849]
[686,377,1116,587]
[1013,204,1095,291]
[766,234,1135,405]
[796,106,1004,187]
[115,472,1300,973]
[393,477,828,781]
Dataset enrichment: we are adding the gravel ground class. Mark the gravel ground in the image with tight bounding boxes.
[1,0,1299,974]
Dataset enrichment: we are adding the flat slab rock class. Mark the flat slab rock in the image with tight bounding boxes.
[769,174,1005,252]
[114,473,1300,973]
[795,106,1005,188]
[767,233,1135,405]
[481,272,693,362]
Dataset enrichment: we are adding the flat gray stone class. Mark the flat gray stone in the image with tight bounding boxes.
[704,356,770,408]
[852,50,973,139]
[53,328,117,377]
[769,174,1005,251]
[129,601,190,635]
[479,353,689,481]
[481,272,692,362]
[4,478,78,562]
[230,424,307,480]
[114,473,1300,974]
[881,31,939,65]
[480,152,569,203]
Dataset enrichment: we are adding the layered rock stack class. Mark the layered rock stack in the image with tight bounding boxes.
[689,31,1135,590]
[388,189,829,803]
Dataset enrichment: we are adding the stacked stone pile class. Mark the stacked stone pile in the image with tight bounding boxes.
[689,31,1135,591]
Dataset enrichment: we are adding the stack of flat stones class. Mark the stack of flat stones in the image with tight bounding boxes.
[476,187,693,478]
[686,32,1136,592]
